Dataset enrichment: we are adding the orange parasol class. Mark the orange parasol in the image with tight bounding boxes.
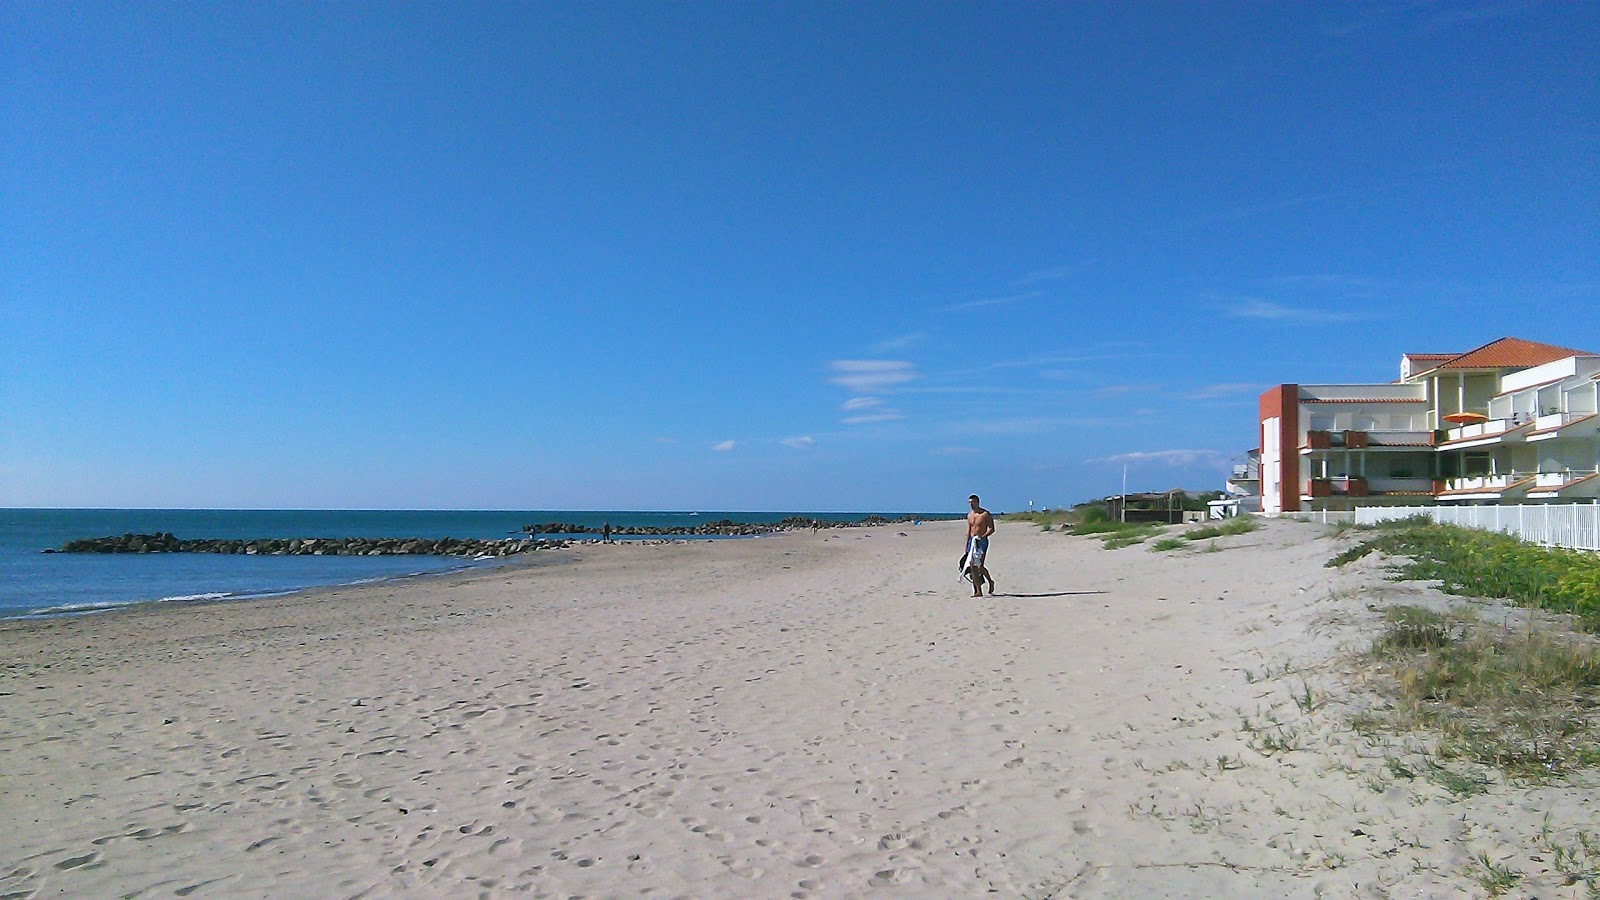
[1442,412,1489,425]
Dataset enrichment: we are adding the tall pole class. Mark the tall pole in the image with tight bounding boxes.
[1121,465,1128,523]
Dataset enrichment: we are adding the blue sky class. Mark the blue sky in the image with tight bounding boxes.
[3,2,1596,512]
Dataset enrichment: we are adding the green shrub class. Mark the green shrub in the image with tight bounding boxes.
[1079,506,1111,525]
[1185,516,1259,541]
[1364,605,1600,779]
[1328,521,1600,631]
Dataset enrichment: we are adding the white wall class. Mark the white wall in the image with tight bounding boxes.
[1261,416,1282,514]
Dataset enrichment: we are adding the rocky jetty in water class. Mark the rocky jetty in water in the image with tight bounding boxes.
[50,516,946,555]
[527,515,927,537]
[48,533,566,557]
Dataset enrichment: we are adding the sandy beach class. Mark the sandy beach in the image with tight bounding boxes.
[3,518,1595,898]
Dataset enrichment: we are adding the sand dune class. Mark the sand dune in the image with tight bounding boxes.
[3,518,1594,898]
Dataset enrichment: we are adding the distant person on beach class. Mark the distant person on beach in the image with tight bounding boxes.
[602,521,612,543]
[965,494,996,597]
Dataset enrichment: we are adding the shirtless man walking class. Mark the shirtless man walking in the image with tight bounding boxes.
[964,494,996,597]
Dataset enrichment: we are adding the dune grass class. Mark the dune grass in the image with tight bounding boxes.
[1331,520,1600,783]
[1363,605,1600,780]
[1184,516,1259,540]
[1328,518,1600,631]
[1061,508,1167,548]
[1004,508,1076,531]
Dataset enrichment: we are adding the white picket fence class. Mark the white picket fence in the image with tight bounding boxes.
[1337,503,1600,552]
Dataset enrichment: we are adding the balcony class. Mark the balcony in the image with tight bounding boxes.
[1441,415,1535,448]
[1365,430,1435,447]
[1438,472,1537,499]
[1527,469,1600,499]
[1364,477,1437,494]
[1302,476,1369,499]
[1302,430,1379,451]
[1527,412,1599,442]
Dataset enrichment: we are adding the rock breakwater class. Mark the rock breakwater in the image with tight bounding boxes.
[49,533,565,557]
[528,515,927,536]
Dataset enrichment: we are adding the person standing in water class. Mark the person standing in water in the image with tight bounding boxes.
[965,494,996,597]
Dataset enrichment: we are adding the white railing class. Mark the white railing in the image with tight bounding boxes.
[1446,473,1521,492]
[1446,418,1519,442]
[1530,411,1597,433]
[1533,469,1599,490]
[1281,509,1357,524]
[1366,477,1435,493]
[1365,430,1434,446]
[1352,503,1600,552]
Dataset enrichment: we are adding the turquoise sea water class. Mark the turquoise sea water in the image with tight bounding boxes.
[0,509,952,619]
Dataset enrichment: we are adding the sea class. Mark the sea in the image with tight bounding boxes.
[0,509,953,620]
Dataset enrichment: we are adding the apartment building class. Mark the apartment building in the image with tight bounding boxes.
[1258,337,1599,514]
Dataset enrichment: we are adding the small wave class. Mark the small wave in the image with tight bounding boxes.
[14,598,142,618]
[158,592,232,604]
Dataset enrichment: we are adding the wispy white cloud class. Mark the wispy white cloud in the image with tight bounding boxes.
[873,332,927,354]
[1094,383,1163,397]
[828,360,918,393]
[1182,382,1261,400]
[941,291,1041,314]
[780,435,815,449]
[1223,298,1360,323]
[959,416,1105,435]
[841,396,884,411]
[843,412,905,424]
[1014,265,1075,286]
[1087,449,1230,468]
[712,440,736,452]
[1264,273,1382,299]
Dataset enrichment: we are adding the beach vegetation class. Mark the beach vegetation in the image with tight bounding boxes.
[1359,604,1600,781]
[1067,514,1166,549]
[1183,516,1260,541]
[1472,851,1523,897]
[1327,519,1600,631]
[1005,507,1076,530]
[1292,682,1322,714]
[1536,821,1600,895]
[1150,537,1186,552]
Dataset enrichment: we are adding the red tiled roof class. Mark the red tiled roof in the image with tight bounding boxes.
[1403,353,1456,361]
[1302,398,1426,403]
[1528,413,1598,436]
[1427,337,1594,371]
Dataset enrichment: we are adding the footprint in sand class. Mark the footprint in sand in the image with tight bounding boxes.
[53,852,100,871]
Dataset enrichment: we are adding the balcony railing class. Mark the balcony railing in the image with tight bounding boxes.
[1532,411,1598,432]
[1365,430,1435,447]
[1365,477,1437,493]
[1533,469,1600,490]
[1445,414,1535,443]
[1303,476,1369,498]
[1444,473,1533,492]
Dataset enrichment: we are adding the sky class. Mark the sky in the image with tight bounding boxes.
[2,2,1597,512]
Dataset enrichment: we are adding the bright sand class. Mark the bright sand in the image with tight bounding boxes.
[3,519,1595,898]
